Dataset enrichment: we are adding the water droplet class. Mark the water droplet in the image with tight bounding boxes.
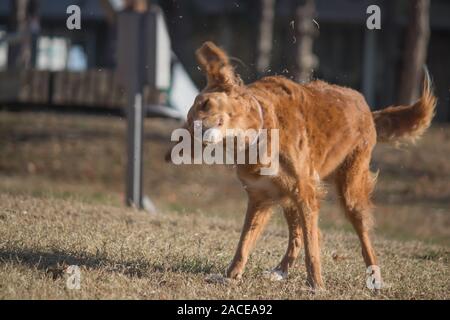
[312,19,320,30]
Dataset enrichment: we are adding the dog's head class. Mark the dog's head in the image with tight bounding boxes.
[186,42,262,145]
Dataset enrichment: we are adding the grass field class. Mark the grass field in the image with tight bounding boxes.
[0,111,449,299]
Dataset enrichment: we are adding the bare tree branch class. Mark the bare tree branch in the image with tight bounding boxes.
[256,0,275,75]
[295,0,318,83]
[398,0,430,104]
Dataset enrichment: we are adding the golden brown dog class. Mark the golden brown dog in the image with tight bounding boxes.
[169,41,436,290]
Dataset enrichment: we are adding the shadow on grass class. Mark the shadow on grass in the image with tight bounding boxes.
[0,248,218,279]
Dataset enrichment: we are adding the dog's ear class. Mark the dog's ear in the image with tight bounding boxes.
[196,41,240,89]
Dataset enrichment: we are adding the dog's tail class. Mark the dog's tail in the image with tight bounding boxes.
[372,67,437,144]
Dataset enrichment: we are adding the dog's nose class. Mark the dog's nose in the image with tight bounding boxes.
[203,127,223,145]
[202,118,223,131]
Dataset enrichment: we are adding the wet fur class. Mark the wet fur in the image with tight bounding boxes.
[173,42,437,290]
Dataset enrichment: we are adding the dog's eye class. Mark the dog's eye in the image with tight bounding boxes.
[200,99,210,111]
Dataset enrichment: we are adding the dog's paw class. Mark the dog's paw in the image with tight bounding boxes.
[226,266,244,281]
[263,269,288,281]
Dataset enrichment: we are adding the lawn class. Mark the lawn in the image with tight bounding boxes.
[0,111,448,299]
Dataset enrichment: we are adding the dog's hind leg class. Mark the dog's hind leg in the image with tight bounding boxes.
[335,145,380,283]
[226,198,273,280]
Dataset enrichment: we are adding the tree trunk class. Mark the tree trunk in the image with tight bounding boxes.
[7,0,39,69]
[256,0,275,75]
[295,0,318,83]
[8,0,29,69]
[398,0,430,105]
[123,0,149,13]
[99,0,117,25]
[381,0,401,108]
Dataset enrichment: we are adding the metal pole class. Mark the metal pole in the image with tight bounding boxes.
[121,12,146,210]
[126,92,144,209]
[118,11,163,213]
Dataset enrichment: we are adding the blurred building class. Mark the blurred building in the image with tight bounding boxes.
[159,0,450,122]
[0,0,113,70]
[0,0,197,118]
[0,0,449,121]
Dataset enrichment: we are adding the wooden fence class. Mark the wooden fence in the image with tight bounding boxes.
[0,69,163,109]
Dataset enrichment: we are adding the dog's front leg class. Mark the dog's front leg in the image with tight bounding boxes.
[293,181,325,291]
[274,205,303,277]
[226,199,272,280]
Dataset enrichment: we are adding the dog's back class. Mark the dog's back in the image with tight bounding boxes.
[248,73,436,179]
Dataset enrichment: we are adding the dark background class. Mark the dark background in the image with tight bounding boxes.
[0,0,449,120]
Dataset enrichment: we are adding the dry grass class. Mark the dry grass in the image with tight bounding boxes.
[0,111,449,299]
[0,193,448,300]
